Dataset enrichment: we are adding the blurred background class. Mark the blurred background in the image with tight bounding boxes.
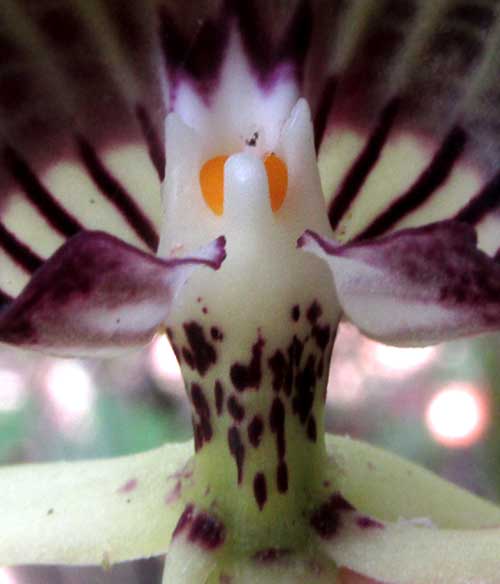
[1,326,499,583]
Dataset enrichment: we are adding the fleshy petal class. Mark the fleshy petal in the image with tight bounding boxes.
[299,221,500,346]
[0,232,225,356]
[0,441,193,566]
[320,436,500,583]
[325,435,500,529]
[325,513,500,584]
[317,1,500,253]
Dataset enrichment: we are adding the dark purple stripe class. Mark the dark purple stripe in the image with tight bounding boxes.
[158,5,228,84]
[314,76,337,152]
[0,222,43,273]
[328,98,400,230]
[231,0,312,81]
[2,146,83,238]
[455,171,500,225]
[76,135,159,251]
[356,125,467,241]
[135,104,165,181]
[495,248,500,263]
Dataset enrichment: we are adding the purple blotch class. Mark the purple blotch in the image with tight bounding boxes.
[189,512,226,550]
[288,335,303,367]
[210,326,224,341]
[291,304,300,322]
[268,349,286,392]
[214,380,224,416]
[202,306,208,314]
[234,0,312,83]
[230,337,264,391]
[357,516,384,530]
[293,354,316,424]
[312,323,331,351]
[248,415,264,448]
[307,416,317,442]
[253,472,268,510]
[183,321,217,376]
[227,395,245,422]
[191,383,213,442]
[173,503,194,538]
[193,418,204,452]
[269,398,286,459]
[117,478,138,494]
[277,460,288,493]
[310,493,355,539]
[228,426,245,484]
[306,301,322,324]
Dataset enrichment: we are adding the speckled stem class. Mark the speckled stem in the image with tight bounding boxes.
[167,246,338,557]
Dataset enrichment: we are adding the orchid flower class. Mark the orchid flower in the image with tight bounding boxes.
[1,1,500,582]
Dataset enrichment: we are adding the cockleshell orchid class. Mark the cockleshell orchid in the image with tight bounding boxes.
[0,1,500,583]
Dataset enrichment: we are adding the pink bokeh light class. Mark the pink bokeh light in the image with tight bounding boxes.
[426,382,489,448]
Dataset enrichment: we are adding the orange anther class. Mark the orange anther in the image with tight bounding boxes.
[200,155,228,216]
[264,153,288,212]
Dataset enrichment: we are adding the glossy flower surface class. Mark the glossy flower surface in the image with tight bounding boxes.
[0,1,500,583]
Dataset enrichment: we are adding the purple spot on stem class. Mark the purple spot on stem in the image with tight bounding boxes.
[306,301,322,324]
[183,321,217,376]
[227,395,245,422]
[291,304,300,322]
[269,350,286,392]
[248,415,264,448]
[293,354,316,424]
[191,383,213,442]
[189,512,226,550]
[253,472,267,510]
[310,493,355,539]
[288,336,304,367]
[228,426,245,484]
[277,461,288,493]
[312,324,331,351]
[214,380,224,416]
[210,326,224,341]
[230,336,264,391]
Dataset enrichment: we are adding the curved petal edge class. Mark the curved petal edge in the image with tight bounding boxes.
[299,221,500,346]
[0,231,225,357]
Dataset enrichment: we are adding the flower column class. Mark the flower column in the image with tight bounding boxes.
[161,100,342,562]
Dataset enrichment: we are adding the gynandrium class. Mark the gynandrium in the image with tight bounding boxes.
[0,1,500,582]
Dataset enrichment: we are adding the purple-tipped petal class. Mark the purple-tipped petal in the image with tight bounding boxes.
[0,232,225,356]
[299,221,500,346]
